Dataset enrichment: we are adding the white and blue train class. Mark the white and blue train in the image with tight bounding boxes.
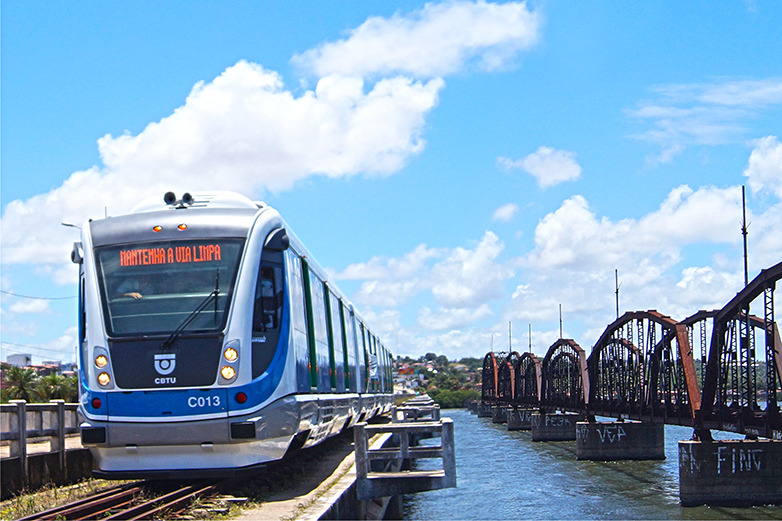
[72,191,394,478]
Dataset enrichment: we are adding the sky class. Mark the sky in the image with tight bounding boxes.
[2,0,782,365]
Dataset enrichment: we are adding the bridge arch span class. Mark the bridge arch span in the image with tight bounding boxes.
[514,352,542,406]
[541,339,588,412]
[481,351,502,403]
[697,260,782,439]
[587,310,699,424]
[498,352,520,403]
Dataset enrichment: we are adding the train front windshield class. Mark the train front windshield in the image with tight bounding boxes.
[95,239,244,337]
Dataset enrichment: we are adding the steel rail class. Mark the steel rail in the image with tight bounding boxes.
[14,481,218,521]
[15,483,143,521]
[103,483,217,520]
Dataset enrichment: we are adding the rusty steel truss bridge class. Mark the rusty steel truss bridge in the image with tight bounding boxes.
[481,260,782,441]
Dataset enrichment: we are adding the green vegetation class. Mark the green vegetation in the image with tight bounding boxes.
[0,362,78,403]
[427,388,480,408]
[396,353,481,408]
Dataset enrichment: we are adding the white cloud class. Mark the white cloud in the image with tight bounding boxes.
[337,232,513,326]
[744,135,782,199]
[49,327,79,350]
[403,327,494,360]
[8,299,51,315]
[628,78,782,163]
[498,146,582,188]
[97,64,443,191]
[353,279,423,308]
[526,185,742,271]
[2,2,542,276]
[418,304,493,331]
[335,244,441,281]
[293,0,541,78]
[675,266,741,308]
[430,231,513,307]
[492,203,519,222]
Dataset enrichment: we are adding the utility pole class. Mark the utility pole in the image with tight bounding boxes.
[508,321,512,351]
[615,269,621,319]
[528,324,532,354]
[559,304,563,338]
[742,185,749,287]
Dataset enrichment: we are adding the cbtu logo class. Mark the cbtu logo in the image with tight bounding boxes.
[154,353,176,375]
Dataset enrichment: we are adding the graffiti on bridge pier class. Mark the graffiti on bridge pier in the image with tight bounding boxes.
[576,423,627,444]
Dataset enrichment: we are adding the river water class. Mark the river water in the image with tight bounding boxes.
[402,409,782,520]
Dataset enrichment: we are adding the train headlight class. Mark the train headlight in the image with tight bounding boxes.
[223,347,238,362]
[95,355,108,368]
[221,366,236,380]
[97,372,112,387]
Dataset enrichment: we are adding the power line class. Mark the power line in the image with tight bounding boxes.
[0,290,76,300]
[0,340,76,357]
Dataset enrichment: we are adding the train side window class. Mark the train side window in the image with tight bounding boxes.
[253,265,282,333]
[79,275,86,343]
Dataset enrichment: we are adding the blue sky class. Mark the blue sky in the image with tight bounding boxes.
[2,0,782,364]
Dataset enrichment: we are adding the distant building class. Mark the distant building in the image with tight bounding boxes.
[6,353,32,367]
[29,364,61,377]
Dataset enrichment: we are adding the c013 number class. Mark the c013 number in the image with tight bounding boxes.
[187,395,221,408]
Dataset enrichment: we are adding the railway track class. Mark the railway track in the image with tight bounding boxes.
[15,480,220,521]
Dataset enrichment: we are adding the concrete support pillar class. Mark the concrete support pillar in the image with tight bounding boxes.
[8,400,27,486]
[477,402,493,418]
[530,412,582,441]
[491,405,508,424]
[507,408,535,431]
[576,420,664,460]
[679,439,782,506]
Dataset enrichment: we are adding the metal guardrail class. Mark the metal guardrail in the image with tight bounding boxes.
[1,400,81,484]
[391,404,441,422]
[354,397,456,500]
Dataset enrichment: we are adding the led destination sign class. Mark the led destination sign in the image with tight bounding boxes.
[119,244,222,267]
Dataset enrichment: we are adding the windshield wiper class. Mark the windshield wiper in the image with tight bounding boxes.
[161,271,220,350]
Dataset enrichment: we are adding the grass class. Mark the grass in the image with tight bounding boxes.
[0,478,135,520]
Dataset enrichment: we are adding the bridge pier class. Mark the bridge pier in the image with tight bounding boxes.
[491,406,509,424]
[477,402,493,418]
[576,420,664,460]
[507,407,535,431]
[530,412,582,441]
[679,438,782,506]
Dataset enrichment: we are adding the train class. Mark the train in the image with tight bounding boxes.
[72,191,394,478]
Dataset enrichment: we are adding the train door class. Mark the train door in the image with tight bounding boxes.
[337,301,350,393]
[286,250,310,393]
[301,260,330,392]
[359,323,369,393]
[323,287,336,391]
[327,291,346,393]
[354,318,367,394]
[344,308,358,392]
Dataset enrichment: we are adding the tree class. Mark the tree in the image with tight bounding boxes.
[2,366,39,402]
[35,372,77,402]
[459,357,483,372]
